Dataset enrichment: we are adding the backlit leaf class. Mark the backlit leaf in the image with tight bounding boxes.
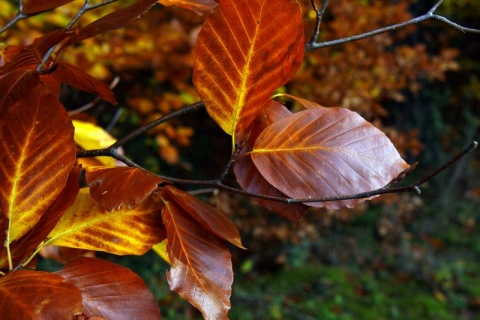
[193,0,304,140]
[40,245,94,264]
[234,101,307,222]
[56,257,161,320]
[73,120,118,166]
[21,0,75,15]
[46,189,166,255]
[86,166,167,211]
[0,81,76,242]
[162,199,233,320]
[158,0,216,15]
[0,270,82,319]
[0,69,39,112]
[251,107,409,209]
[152,240,171,264]
[162,186,244,248]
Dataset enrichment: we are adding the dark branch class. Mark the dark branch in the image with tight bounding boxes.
[306,0,331,48]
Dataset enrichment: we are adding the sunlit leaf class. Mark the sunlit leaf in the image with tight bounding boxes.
[234,101,307,222]
[86,166,167,211]
[0,81,76,243]
[0,270,82,319]
[152,240,171,264]
[40,245,94,264]
[73,120,118,166]
[162,199,233,320]
[21,0,75,15]
[46,189,166,255]
[193,0,304,141]
[0,69,38,112]
[251,107,410,209]
[162,186,244,248]
[158,0,216,15]
[56,257,161,320]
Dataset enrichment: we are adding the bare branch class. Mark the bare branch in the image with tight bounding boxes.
[68,76,120,116]
[306,0,480,51]
[306,0,331,48]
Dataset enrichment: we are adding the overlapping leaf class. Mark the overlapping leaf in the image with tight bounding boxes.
[46,189,166,255]
[251,106,410,209]
[193,0,304,140]
[234,101,307,222]
[0,270,82,319]
[0,81,76,243]
[21,0,75,15]
[57,257,161,319]
[158,0,217,15]
[162,199,233,320]
[85,166,167,211]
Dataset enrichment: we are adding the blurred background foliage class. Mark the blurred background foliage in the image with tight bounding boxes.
[1,0,479,318]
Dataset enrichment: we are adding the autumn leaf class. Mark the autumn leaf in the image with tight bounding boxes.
[162,199,233,320]
[0,270,83,319]
[40,245,94,264]
[56,257,161,320]
[193,0,304,142]
[0,69,39,112]
[158,0,217,15]
[152,240,171,264]
[46,189,166,255]
[251,106,410,209]
[85,166,168,211]
[0,81,76,244]
[73,120,118,167]
[21,0,75,15]
[234,101,308,222]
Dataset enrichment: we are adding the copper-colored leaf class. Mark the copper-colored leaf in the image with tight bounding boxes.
[56,257,161,320]
[50,62,117,105]
[21,0,75,15]
[162,199,232,320]
[234,101,307,222]
[251,107,410,209]
[0,270,82,319]
[46,189,166,255]
[158,0,216,15]
[0,81,76,243]
[162,186,244,248]
[86,166,167,211]
[40,245,94,264]
[0,69,39,112]
[193,0,304,140]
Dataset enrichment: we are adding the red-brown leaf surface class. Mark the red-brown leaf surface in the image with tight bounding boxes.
[162,186,244,248]
[0,69,39,112]
[234,101,307,222]
[86,166,167,211]
[0,270,83,319]
[251,107,410,209]
[158,0,217,15]
[56,257,161,320]
[46,189,166,255]
[162,199,233,320]
[22,0,75,15]
[0,81,76,243]
[40,245,94,264]
[193,0,304,140]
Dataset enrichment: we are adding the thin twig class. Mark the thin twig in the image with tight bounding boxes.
[306,0,331,48]
[68,76,120,116]
[306,0,480,51]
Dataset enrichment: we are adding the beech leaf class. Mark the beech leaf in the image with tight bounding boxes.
[56,257,161,320]
[73,120,118,167]
[193,0,304,140]
[162,199,233,320]
[46,189,166,255]
[0,270,82,319]
[21,0,75,15]
[251,107,410,209]
[158,0,217,15]
[85,166,167,211]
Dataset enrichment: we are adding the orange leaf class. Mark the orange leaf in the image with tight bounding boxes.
[46,189,166,255]
[162,186,244,248]
[162,199,232,320]
[0,69,39,111]
[56,257,161,320]
[234,101,307,222]
[158,0,216,15]
[0,270,82,319]
[193,0,304,141]
[21,0,75,15]
[85,166,168,211]
[0,81,76,243]
[251,106,409,209]
[40,246,94,264]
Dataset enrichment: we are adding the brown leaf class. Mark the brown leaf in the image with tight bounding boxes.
[0,270,83,319]
[46,189,166,255]
[162,199,232,320]
[193,0,304,140]
[0,69,39,112]
[40,246,95,264]
[0,81,76,243]
[162,186,244,248]
[251,107,409,209]
[56,257,161,320]
[85,166,167,211]
[234,101,307,222]
[22,0,75,15]
[158,0,217,15]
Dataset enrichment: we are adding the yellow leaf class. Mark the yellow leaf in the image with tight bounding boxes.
[152,240,170,264]
[72,120,116,166]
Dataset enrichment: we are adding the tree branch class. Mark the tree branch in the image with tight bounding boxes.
[306,0,480,51]
[307,0,330,47]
